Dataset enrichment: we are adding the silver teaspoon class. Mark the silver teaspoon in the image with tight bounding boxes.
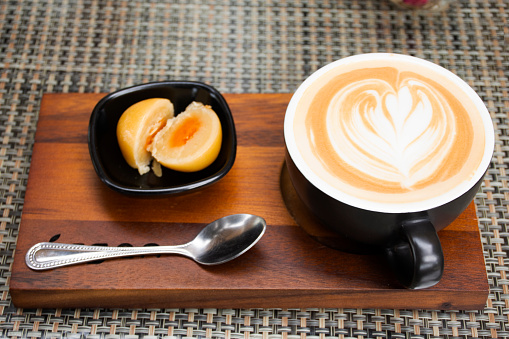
[26,214,266,270]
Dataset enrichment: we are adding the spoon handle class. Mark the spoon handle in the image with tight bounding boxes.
[25,242,190,270]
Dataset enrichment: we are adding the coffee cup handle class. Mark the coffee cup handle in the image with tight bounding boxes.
[385,218,444,289]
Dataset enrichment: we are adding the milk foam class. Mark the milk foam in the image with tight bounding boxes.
[326,78,456,190]
[286,54,493,212]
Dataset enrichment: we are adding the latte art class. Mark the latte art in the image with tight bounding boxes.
[292,63,487,205]
[326,77,456,190]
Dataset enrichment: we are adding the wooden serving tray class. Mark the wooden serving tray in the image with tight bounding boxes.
[10,93,489,310]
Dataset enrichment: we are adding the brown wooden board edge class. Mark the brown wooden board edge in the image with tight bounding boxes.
[10,286,488,310]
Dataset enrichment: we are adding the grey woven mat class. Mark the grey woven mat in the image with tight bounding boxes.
[0,0,508,338]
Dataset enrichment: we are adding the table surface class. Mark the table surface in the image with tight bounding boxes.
[0,0,507,338]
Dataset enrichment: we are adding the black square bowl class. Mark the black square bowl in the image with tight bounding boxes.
[88,81,237,196]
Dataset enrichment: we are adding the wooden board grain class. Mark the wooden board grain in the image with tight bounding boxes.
[10,93,489,309]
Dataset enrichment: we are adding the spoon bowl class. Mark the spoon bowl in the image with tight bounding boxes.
[188,214,267,265]
[26,214,266,270]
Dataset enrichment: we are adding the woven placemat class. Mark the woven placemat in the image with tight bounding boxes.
[0,0,507,337]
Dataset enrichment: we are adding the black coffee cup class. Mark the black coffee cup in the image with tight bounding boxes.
[283,54,494,289]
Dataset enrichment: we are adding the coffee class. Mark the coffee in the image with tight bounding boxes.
[286,54,491,211]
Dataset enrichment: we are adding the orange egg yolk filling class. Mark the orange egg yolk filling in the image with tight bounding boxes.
[170,116,201,147]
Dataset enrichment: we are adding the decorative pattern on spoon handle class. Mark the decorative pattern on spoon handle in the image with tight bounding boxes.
[25,242,185,270]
